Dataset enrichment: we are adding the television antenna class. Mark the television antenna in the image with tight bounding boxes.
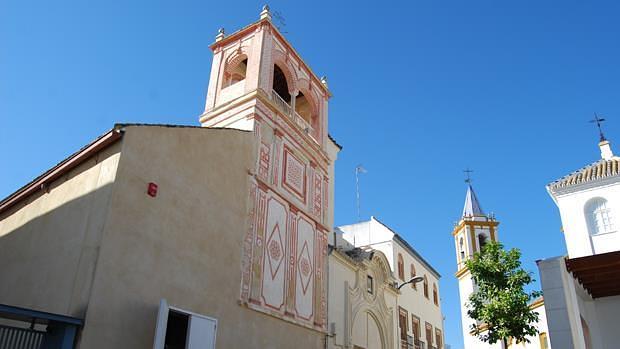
[355,165,367,223]
[272,10,288,34]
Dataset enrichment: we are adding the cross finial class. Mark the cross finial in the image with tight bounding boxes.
[590,113,607,142]
[463,168,474,184]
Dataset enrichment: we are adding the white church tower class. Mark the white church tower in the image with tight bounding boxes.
[547,130,620,258]
[536,119,619,349]
[453,183,502,349]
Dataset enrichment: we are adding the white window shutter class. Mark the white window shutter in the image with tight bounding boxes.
[187,314,218,349]
[152,299,169,349]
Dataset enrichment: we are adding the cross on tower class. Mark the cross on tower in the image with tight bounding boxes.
[590,113,607,142]
[463,168,474,184]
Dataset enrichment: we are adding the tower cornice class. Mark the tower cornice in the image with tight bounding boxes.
[455,267,470,279]
[201,88,332,170]
[452,219,499,236]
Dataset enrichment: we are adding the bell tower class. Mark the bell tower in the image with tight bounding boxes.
[453,184,500,348]
[200,7,339,334]
[199,5,330,148]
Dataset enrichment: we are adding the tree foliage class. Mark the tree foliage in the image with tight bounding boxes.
[464,241,542,346]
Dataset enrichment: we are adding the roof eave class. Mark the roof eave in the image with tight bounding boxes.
[0,127,124,216]
[371,217,442,279]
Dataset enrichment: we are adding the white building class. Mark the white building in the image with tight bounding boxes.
[454,185,550,349]
[327,237,399,349]
[331,217,445,349]
[537,137,620,349]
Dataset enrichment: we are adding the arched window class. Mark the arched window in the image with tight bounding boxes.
[433,283,439,306]
[410,264,417,290]
[478,234,488,250]
[294,92,312,123]
[397,254,404,280]
[435,328,443,349]
[423,275,429,299]
[585,198,616,235]
[223,57,247,88]
[459,237,465,261]
[294,91,320,140]
[272,64,291,103]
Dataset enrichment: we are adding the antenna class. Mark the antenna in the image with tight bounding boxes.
[272,10,288,33]
[589,113,607,142]
[355,165,367,223]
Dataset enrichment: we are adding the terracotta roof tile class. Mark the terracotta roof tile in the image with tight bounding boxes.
[548,157,620,191]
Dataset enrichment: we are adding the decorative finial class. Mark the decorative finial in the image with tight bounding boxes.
[590,114,614,160]
[260,4,272,20]
[463,168,474,184]
[215,28,225,42]
[320,76,328,88]
[590,113,607,142]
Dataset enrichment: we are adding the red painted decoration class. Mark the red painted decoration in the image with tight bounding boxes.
[147,182,158,197]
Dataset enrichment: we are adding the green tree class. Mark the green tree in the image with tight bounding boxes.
[464,241,542,348]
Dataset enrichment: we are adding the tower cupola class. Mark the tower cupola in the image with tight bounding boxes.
[453,183,499,276]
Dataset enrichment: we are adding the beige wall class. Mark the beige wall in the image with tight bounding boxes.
[0,141,121,318]
[77,125,323,348]
[328,252,357,348]
[0,125,325,348]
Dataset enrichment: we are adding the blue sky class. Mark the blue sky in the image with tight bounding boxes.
[2,1,620,347]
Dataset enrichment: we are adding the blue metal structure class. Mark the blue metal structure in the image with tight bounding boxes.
[0,304,82,349]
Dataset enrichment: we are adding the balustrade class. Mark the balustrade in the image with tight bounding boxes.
[270,90,316,143]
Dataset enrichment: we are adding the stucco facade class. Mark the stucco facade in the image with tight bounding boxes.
[0,7,340,348]
[337,217,445,349]
[327,244,398,349]
[0,135,122,318]
[537,139,620,349]
[0,125,333,348]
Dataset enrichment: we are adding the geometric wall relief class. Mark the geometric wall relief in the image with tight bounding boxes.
[261,197,287,311]
[240,156,327,331]
[323,177,329,223]
[295,215,315,321]
[312,171,322,219]
[316,229,328,328]
[239,182,257,303]
[258,143,270,180]
[282,146,306,203]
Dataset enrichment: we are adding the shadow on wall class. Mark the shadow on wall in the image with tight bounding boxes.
[0,182,115,320]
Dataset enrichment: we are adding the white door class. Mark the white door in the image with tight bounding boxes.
[152,299,218,349]
[187,314,217,349]
[152,299,169,349]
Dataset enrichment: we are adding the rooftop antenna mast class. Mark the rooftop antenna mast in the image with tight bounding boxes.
[272,9,288,34]
[355,165,367,223]
[590,113,607,142]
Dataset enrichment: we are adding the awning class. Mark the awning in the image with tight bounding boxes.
[565,251,620,299]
